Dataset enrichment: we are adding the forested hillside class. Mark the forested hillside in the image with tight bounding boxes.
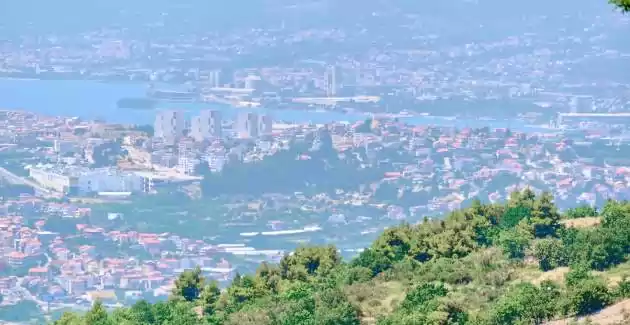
[53,190,630,325]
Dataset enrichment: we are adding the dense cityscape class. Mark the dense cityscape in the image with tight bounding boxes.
[0,0,628,324]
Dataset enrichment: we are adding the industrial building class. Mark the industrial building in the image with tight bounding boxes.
[29,167,144,195]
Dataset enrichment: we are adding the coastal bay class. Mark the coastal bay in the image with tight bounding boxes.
[0,78,552,132]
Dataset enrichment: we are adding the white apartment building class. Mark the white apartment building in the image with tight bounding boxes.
[236,112,273,139]
[325,65,342,97]
[236,112,259,139]
[258,114,273,136]
[190,110,222,141]
[154,110,185,140]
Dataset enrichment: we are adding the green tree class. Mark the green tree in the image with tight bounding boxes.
[54,312,84,325]
[615,276,630,298]
[507,188,536,209]
[500,205,531,229]
[428,299,469,325]
[255,262,282,294]
[424,223,478,259]
[533,238,567,271]
[567,278,611,315]
[564,228,624,270]
[314,288,360,325]
[372,225,413,263]
[352,248,392,276]
[109,308,138,325]
[85,301,112,325]
[489,281,559,325]
[600,200,630,235]
[129,300,155,324]
[462,201,499,246]
[378,311,429,325]
[400,283,448,312]
[496,226,532,259]
[276,282,317,325]
[222,275,261,311]
[565,205,598,219]
[198,281,221,317]
[152,301,175,325]
[167,301,201,325]
[224,308,272,325]
[530,191,561,238]
[340,265,373,285]
[172,266,205,302]
[611,0,630,12]
[280,245,341,281]
[565,264,593,288]
[520,187,537,205]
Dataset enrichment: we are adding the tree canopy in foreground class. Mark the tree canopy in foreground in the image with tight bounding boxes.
[52,191,630,325]
[611,0,630,12]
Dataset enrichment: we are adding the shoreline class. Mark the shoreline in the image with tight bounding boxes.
[0,78,558,133]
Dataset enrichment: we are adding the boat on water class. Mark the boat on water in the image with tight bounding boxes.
[116,98,157,109]
[147,84,199,102]
[148,89,198,101]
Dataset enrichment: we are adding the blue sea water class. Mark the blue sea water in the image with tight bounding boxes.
[0,78,552,132]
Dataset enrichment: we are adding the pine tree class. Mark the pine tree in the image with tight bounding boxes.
[54,312,83,325]
[172,266,205,302]
[198,281,221,317]
[85,301,112,325]
[530,192,561,238]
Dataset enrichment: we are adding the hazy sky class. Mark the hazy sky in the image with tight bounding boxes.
[0,0,617,38]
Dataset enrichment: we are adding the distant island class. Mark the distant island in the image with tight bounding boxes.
[116,97,157,110]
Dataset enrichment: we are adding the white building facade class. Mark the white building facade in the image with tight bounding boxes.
[190,110,222,141]
[30,167,144,195]
[154,110,185,140]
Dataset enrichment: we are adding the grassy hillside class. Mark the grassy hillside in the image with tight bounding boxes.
[51,190,630,325]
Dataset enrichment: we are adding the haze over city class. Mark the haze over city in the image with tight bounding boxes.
[0,0,628,324]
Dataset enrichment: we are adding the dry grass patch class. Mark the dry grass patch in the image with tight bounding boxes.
[511,264,545,284]
[345,280,406,324]
[596,261,630,287]
[531,267,570,286]
[561,217,601,229]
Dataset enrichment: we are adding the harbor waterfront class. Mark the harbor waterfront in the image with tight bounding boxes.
[0,78,554,132]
